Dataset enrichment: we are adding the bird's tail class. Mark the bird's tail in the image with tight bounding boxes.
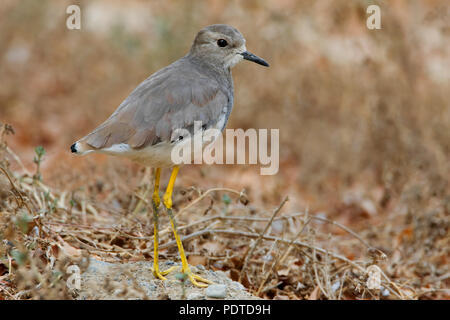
[70,139,95,155]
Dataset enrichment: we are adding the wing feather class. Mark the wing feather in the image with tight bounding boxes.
[81,59,229,150]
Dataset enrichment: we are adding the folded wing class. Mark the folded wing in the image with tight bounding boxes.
[79,59,228,151]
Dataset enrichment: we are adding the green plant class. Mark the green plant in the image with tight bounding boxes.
[33,146,45,181]
[175,272,188,299]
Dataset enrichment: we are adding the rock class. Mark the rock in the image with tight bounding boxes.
[205,284,227,299]
[187,292,204,300]
[77,259,259,300]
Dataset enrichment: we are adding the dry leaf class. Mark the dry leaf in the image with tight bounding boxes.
[308,286,320,300]
[57,240,81,258]
[188,255,207,266]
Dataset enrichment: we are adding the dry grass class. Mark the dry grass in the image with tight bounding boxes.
[0,0,449,299]
[1,126,448,299]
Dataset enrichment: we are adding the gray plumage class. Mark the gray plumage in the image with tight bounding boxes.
[71,24,268,167]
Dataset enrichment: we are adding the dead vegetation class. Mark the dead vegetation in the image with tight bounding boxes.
[0,124,448,299]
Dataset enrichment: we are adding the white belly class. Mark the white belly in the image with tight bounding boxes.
[99,142,176,168]
[77,112,228,168]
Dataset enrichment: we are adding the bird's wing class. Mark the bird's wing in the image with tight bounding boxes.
[81,61,228,150]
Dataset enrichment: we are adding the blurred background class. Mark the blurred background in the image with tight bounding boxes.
[0,0,448,299]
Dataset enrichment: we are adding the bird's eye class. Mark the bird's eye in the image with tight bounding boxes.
[217,39,228,47]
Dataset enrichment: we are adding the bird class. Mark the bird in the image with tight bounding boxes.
[70,24,269,287]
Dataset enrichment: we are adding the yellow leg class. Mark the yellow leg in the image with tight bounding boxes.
[151,168,178,280]
[163,166,212,288]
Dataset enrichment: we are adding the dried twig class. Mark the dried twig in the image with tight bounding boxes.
[239,196,288,282]
[0,166,33,215]
[256,215,312,296]
[175,187,245,219]
[155,227,365,273]
[308,215,371,249]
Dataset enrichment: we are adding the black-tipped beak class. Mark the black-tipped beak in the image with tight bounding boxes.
[240,51,269,67]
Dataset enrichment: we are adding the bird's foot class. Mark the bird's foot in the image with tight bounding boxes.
[182,268,213,288]
[152,265,212,288]
[151,265,180,281]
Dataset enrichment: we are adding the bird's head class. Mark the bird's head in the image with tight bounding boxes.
[190,24,269,69]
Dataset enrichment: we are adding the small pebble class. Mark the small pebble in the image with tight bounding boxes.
[205,284,227,299]
[196,264,206,271]
[230,282,245,291]
[331,281,341,293]
[381,286,390,297]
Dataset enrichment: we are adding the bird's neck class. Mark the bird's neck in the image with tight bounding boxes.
[186,53,229,75]
[185,54,233,91]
